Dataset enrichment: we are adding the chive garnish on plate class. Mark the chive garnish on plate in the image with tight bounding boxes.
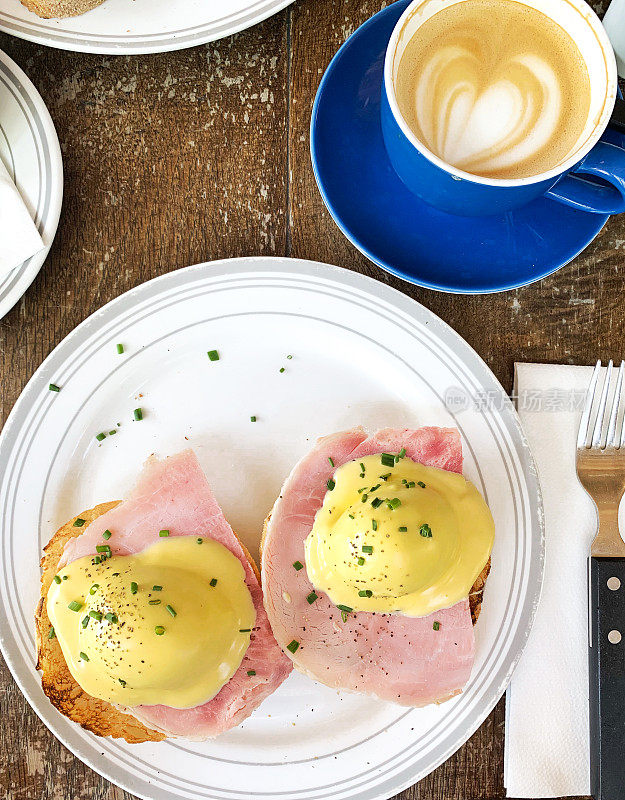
[337,604,353,613]
[81,616,89,628]
[95,432,106,442]
[357,557,365,566]
[326,478,335,491]
[155,626,165,635]
[386,497,401,510]
[306,591,318,605]
[102,530,112,540]
[48,626,55,639]
[89,610,102,621]
[247,670,256,676]
[104,612,118,623]
[149,599,161,605]
[371,497,382,509]
[239,628,251,633]
[53,575,61,584]
[68,601,82,612]
[418,481,426,488]
[116,343,124,354]
[166,604,177,618]
[433,621,440,631]
[358,589,373,598]
[79,652,89,661]
[279,367,285,373]
[250,416,257,422]
[328,456,334,467]
[89,584,99,595]
[286,640,299,653]
[399,526,408,532]
[210,578,217,587]
[362,545,373,554]
[207,350,219,361]
[73,518,86,527]
[372,519,378,531]
[130,582,138,594]
[159,529,170,537]
[152,585,162,591]
[292,561,304,571]
[133,408,143,421]
[380,453,395,468]
[196,537,203,544]
[48,383,60,392]
[420,523,433,538]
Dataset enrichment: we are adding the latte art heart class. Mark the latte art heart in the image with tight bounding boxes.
[395,0,591,179]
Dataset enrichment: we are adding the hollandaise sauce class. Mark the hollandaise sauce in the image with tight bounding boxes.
[304,453,494,617]
[47,537,256,708]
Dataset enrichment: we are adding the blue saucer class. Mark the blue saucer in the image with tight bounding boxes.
[310,0,624,294]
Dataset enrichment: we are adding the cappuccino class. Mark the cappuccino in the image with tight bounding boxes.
[394,0,591,179]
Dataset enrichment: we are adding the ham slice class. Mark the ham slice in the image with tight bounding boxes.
[261,427,475,707]
[61,450,292,739]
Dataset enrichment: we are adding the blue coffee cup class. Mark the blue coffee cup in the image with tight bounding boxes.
[381,0,625,217]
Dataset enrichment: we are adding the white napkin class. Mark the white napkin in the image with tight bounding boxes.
[504,362,602,798]
[0,156,44,277]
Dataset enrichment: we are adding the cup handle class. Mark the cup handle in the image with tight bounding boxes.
[544,141,625,214]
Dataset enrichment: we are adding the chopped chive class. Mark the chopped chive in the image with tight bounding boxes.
[420,523,433,538]
[433,621,440,631]
[250,415,257,422]
[152,585,162,591]
[293,561,304,571]
[92,556,101,565]
[326,478,336,491]
[279,367,285,373]
[239,628,251,633]
[306,591,318,605]
[81,616,89,628]
[95,432,106,442]
[398,448,406,459]
[286,640,299,653]
[104,612,118,624]
[207,350,220,361]
[357,557,365,566]
[130,582,138,594]
[109,429,117,436]
[328,457,334,467]
[337,604,353,613]
[340,610,349,623]
[49,383,60,392]
[149,599,161,605]
[369,483,381,492]
[380,453,395,468]
[348,513,355,519]
[371,497,382,509]
[358,589,373,598]
[62,575,68,580]
[116,343,125,354]
[48,626,55,639]
[102,529,112,540]
[399,526,408,532]
[89,584,99,595]
[379,473,391,481]
[119,678,127,687]
[88,611,102,622]
[79,651,89,661]
[361,494,368,502]
[210,578,217,587]
[159,529,170,537]
[247,669,256,676]
[286,354,293,359]
[386,497,401,510]
[359,473,365,479]
[53,575,62,584]
[96,545,111,554]
[133,408,143,421]
[155,625,165,635]
[73,518,86,527]
[68,601,82,612]
[418,481,426,488]
[408,481,416,488]
[357,486,367,494]
[362,545,373,554]
[196,537,203,544]
[372,519,378,531]
[166,604,177,618]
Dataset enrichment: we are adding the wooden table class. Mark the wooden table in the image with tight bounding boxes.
[0,0,620,796]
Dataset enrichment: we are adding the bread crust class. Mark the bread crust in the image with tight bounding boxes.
[19,0,105,18]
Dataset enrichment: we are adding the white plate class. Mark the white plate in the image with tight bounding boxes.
[0,257,544,800]
[0,48,62,319]
[0,0,294,54]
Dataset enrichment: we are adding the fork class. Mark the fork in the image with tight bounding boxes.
[576,360,625,800]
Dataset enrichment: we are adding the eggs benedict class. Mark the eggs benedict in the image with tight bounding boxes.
[304,454,494,618]
[261,427,493,707]
[36,450,291,742]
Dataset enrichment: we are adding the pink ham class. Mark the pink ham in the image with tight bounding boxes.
[61,450,292,739]
[261,427,475,707]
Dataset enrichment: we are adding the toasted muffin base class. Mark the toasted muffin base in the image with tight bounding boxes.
[35,503,164,743]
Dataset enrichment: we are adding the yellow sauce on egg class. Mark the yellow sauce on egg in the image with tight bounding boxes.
[304,454,494,617]
[47,537,256,709]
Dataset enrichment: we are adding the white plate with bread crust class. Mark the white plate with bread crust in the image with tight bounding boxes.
[0,257,544,800]
[0,0,294,54]
[0,48,62,319]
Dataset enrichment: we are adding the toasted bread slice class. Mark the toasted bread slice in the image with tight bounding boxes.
[20,0,104,18]
[36,502,263,742]
[259,513,490,626]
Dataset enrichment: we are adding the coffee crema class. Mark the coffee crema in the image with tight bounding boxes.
[394,0,591,179]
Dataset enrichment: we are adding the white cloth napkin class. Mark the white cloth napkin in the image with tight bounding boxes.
[505,362,600,798]
[0,156,44,277]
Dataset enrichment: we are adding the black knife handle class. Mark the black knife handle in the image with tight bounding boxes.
[589,556,625,800]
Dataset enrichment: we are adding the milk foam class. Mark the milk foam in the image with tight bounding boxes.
[395,0,591,179]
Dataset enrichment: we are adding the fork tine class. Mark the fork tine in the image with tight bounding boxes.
[607,360,624,448]
[578,360,602,449]
[592,359,613,448]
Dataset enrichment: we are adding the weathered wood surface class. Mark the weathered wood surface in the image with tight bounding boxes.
[0,0,621,796]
